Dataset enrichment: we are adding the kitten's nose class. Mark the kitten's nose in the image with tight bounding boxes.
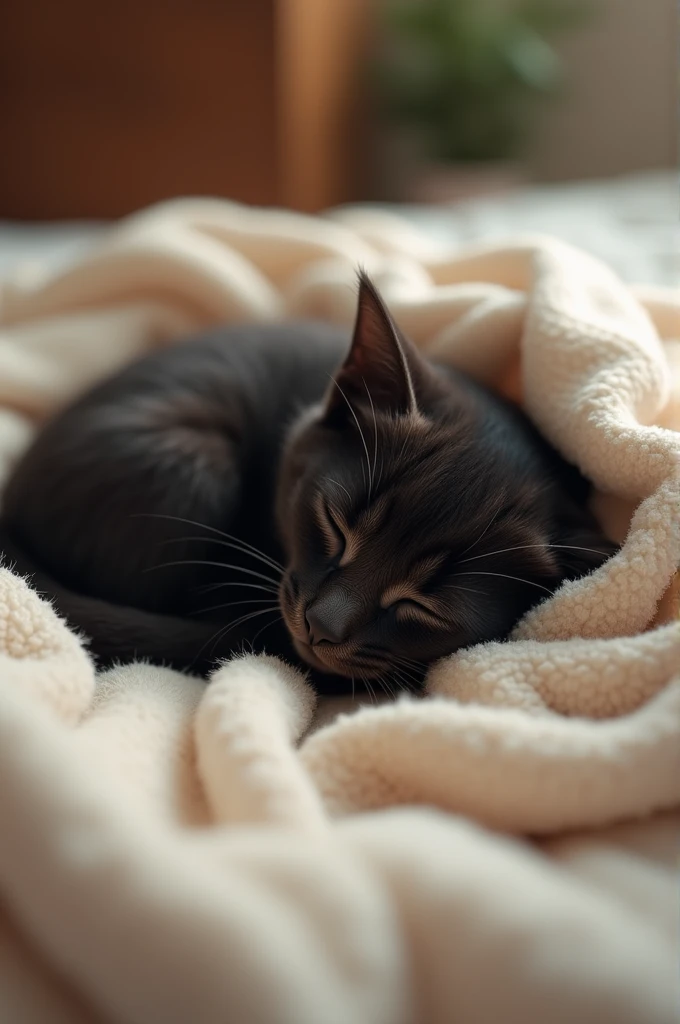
[305,595,353,645]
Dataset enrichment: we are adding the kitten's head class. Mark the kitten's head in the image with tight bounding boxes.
[277,274,609,683]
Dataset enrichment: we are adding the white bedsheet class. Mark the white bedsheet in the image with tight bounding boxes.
[0,171,676,286]
[387,171,678,287]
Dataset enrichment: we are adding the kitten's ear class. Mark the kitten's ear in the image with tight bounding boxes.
[324,273,421,423]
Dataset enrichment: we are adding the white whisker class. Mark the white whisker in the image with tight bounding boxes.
[442,583,486,596]
[458,543,611,565]
[160,535,282,577]
[133,512,284,571]
[195,581,280,597]
[359,671,378,705]
[250,613,284,647]
[389,657,425,690]
[145,559,280,588]
[194,605,282,665]
[457,499,506,559]
[376,452,385,492]
[454,571,553,594]
[363,378,379,500]
[329,375,373,498]
[192,598,280,617]
[397,418,415,466]
[376,673,398,700]
[390,666,417,693]
[392,653,428,671]
[326,478,354,506]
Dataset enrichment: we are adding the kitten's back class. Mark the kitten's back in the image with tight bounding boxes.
[2,322,348,614]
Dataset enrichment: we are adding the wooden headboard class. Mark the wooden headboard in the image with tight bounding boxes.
[0,0,369,218]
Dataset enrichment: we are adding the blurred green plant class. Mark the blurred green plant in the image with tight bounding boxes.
[377,0,595,163]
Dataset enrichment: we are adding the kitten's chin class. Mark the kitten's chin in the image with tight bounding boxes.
[292,638,380,679]
[292,639,338,674]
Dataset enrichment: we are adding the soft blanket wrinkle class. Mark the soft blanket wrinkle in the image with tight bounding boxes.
[0,199,677,1024]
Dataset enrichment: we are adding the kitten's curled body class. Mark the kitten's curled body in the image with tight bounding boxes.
[1,276,614,693]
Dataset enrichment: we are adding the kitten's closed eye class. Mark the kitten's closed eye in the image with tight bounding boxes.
[381,584,446,626]
[317,498,346,561]
[391,599,446,627]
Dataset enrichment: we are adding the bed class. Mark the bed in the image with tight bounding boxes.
[0,171,676,285]
[0,173,677,1024]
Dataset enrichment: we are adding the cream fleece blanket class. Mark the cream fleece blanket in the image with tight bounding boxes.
[0,199,678,1024]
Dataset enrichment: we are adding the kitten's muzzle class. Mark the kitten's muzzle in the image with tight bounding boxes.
[281,573,379,676]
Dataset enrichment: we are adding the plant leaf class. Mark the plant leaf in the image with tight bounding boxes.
[503,25,562,92]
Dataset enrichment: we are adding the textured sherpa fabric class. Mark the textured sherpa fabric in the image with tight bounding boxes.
[0,199,677,1024]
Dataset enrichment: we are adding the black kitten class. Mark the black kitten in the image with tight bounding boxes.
[0,274,614,693]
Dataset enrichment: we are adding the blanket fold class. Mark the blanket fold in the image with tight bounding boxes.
[0,199,677,1024]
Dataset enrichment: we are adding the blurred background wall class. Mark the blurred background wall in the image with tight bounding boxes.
[0,0,676,219]
[530,0,677,180]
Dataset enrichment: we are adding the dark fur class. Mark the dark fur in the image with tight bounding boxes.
[0,275,615,694]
